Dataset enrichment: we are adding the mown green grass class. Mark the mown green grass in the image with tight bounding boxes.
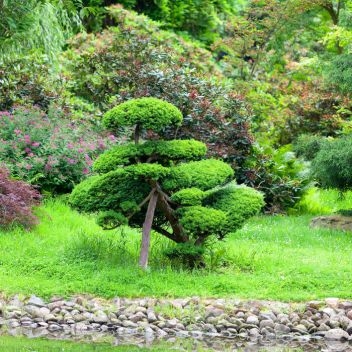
[0,335,177,352]
[0,194,351,301]
[295,187,352,215]
[0,335,302,352]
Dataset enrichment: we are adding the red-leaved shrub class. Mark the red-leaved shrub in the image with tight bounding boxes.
[0,167,41,229]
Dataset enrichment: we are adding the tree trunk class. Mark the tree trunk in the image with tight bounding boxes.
[139,189,158,269]
[134,124,140,145]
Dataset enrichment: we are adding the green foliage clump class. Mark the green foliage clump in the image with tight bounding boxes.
[94,139,207,174]
[103,97,183,132]
[115,1,236,44]
[170,188,205,206]
[124,163,170,180]
[326,54,352,95]
[163,242,205,268]
[205,182,265,231]
[142,140,207,161]
[96,210,128,230]
[293,134,328,161]
[93,144,140,173]
[312,137,352,191]
[179,206,228,239]
[70,169,149,214]
[163,159,234,191]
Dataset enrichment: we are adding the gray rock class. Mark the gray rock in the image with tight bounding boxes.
[327,319,341,328]
[339,301,352,310]
[190,330,203,338]
[27,295,45,307]
[274,323,291,334]
[24,305,45,318]
[248,327,260,337]
[325,328,350,340]
[92,311,108,324]
[165,318,178,328]
[318,323,330,331]
[130,311,146,323]
[338,315,351,330]
[205,308,224,318]
[72,314,86,322]
[44,313,56,322]
[122,320,138,328]
[47,301,65,310]
[74,322,88,331]
[246,315,259,325]
[9,320,20,328]
[259,319,275,329]
[325,298,340,308]
[259,312,276,321]
[322,307,336,317]
[48,323,62,331]
[175,330,189,338]
[144,326,154,336]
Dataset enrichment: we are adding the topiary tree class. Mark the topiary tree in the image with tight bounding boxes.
[70,98,264,268]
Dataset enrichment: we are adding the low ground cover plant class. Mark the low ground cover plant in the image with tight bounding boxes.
[0,106,117,193]
[0,166,41,229]
[70,98,264,268]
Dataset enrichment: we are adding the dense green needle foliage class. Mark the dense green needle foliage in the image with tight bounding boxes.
[312,136,352,191]
[103,97,183,132]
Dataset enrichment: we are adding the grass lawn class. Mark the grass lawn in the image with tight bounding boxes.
[0,335,178,352]
[0,190,351,302]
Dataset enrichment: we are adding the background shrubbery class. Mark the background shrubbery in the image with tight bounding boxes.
[0,107,117,193]
[0,167,41,229]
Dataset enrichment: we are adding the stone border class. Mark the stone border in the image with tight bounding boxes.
[1,295,352,343]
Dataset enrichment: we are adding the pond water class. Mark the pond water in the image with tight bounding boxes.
[2,328,352,352]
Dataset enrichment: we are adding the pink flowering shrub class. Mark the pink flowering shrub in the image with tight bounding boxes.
[0,166,41,229]
[0,107,117,193]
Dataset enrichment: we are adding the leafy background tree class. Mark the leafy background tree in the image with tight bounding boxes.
[1,0,351,222]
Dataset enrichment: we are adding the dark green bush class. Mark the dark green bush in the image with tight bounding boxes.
[312,137,352,191]
[96,210,128,230]
[293,134,328,161]
[164,243,205,269]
